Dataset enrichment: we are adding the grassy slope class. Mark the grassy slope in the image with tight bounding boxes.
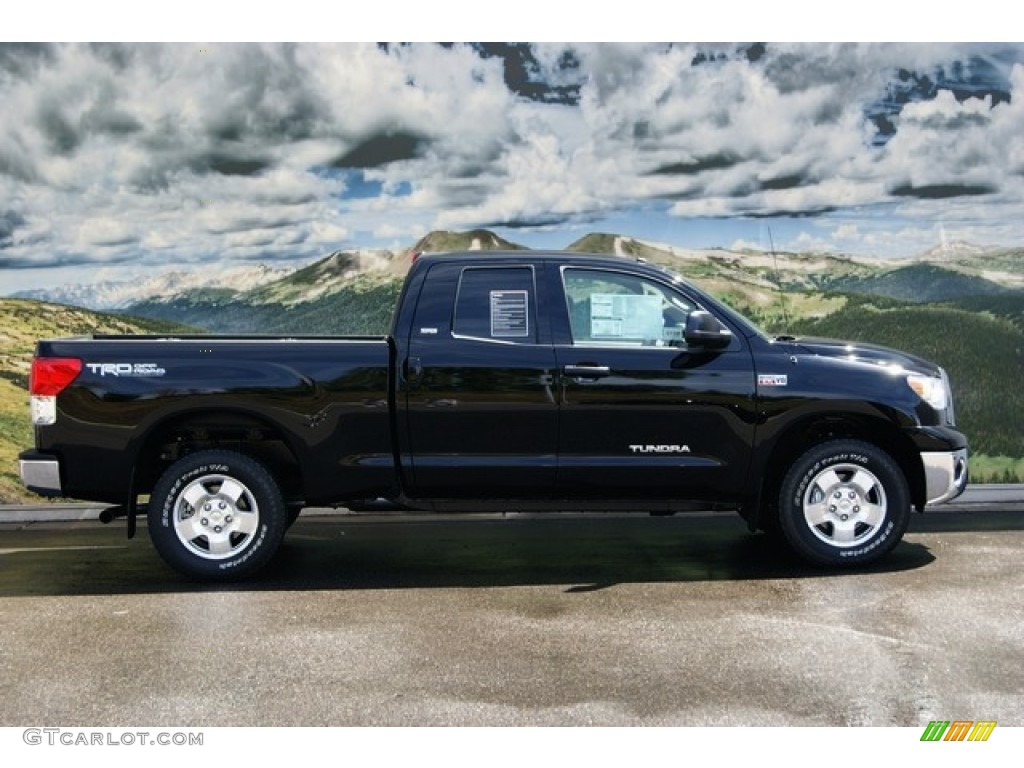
[0,299,194,503]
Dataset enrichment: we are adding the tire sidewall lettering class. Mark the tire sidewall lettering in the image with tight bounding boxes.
[779,440,910,567]
[219,523,268,570]
[839,519,895,558]
[148,450,285,580]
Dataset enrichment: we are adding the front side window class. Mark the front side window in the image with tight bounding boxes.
[563,268,696,348]
[453,266,537,344]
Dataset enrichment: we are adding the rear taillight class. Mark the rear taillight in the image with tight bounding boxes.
[29,357,81,425]
[30,357,82,396]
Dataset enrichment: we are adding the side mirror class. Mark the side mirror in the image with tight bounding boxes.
[684,310,732,350]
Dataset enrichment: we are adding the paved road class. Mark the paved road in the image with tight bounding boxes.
[0,508,1021,726]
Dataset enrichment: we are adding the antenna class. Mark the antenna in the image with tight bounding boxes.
[766,224,790,330]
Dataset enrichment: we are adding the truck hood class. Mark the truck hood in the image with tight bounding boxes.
[787,337,942,377]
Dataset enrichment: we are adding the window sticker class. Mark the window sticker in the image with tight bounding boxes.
[590,294,663,340]
[490,290,529,337]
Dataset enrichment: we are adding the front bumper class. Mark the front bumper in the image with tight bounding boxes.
[18,450,63,497]
[922,448,969,506]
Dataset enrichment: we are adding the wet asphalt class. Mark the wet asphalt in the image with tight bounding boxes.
[0,508,1021,726]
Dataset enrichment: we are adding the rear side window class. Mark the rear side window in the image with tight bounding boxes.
[453,266,537,344]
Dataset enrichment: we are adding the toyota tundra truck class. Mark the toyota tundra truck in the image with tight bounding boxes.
[18,251,968,579]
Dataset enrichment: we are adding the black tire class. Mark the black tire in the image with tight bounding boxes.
[148,450,287,580]
[778,440,910,567]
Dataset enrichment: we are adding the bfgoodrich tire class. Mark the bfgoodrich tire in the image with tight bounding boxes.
[778,440,911,567]
[148,450,287,580]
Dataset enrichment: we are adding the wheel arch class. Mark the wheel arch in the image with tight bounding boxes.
[131,407,307,505]
[752,411,925,531]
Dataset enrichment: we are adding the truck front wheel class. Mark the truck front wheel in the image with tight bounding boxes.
[778,440,911,567]
[148,450,287,580]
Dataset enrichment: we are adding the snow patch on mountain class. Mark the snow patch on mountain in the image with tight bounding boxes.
[14,263,296,310]
[919,240,991,262]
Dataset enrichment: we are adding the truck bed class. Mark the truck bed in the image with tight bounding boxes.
[31,335,396,505]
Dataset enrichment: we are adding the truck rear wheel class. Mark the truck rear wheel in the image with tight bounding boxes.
[778,440,910,567]
[148,450,287,580]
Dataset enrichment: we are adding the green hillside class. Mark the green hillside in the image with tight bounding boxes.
[824,263,1016,302]
[0,299,195,503]
[945,294,1024,332]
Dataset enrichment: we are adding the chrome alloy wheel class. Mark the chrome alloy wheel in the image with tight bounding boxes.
[173,473,261,560]
[801,463,887,548]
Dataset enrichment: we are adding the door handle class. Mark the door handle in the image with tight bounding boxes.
[563,364,611,380]
[405,357,423,381]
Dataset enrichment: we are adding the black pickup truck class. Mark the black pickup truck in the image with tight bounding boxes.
[19,251,968,579]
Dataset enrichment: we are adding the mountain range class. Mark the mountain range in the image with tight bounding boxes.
[13,230,1022,334]
[13,263,294,311]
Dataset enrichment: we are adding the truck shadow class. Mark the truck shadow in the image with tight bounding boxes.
[265,514,939,593]
[1,510,994,597]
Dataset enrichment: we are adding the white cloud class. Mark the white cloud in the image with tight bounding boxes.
[1,42,1023,289]
[372,223,414,240]
[76,218,136,247]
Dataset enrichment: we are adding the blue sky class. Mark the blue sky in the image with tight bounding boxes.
[2,41,1023,293]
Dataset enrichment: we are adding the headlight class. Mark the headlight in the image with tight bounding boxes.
[906,373,948,411]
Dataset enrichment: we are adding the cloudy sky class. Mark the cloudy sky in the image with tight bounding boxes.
[2,41,1023,293]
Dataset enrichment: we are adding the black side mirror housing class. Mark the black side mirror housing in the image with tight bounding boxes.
[684,310,733,350]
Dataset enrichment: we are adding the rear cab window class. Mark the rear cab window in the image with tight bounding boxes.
[453,266,538,344]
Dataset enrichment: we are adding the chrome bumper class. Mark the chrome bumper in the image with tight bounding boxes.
[19,457,62,496]
[922,448,969,506]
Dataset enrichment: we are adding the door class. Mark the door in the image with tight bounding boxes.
[402,262,559,498]
[553,266,757,500]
